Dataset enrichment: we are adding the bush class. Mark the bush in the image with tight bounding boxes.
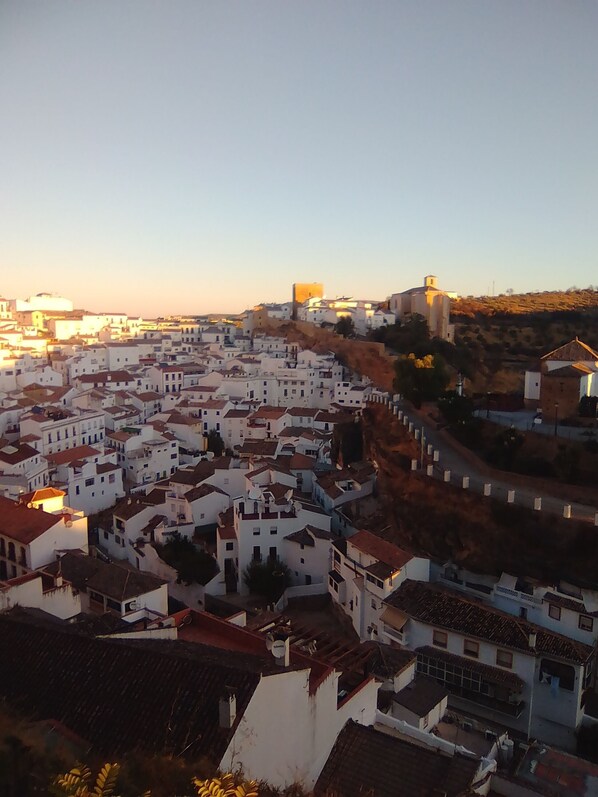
[158,533,219,586]
[243,558,291,603]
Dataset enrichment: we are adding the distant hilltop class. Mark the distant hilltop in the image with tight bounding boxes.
[452,288,598,318]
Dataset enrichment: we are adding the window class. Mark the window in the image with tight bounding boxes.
[252,528,260,536]
[300,557,305,564]
[580,615,594,632]
[548,604,562,621]
[270,526,277,535]
[225,542,234,551]
[432,630,447,649]
[496,650,513,669]
[539,658,575,691]
[371,599,377,610]
[252,546,261,562]
[463,639,479,658]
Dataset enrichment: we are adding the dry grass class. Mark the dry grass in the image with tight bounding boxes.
[362,405,598,588]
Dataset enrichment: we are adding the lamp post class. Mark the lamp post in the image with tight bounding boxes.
[554,402,559,437]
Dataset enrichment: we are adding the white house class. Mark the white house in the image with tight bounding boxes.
[0,570,81,620]
[383,579,595,751]
[20,405,106,456]
[0,491,88,577]
[0,441,48,496]
[43,550,168,623]
[329,530,430,641]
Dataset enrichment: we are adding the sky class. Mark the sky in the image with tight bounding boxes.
[1,1,597,316]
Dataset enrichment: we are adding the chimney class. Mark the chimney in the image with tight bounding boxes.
[528,631,537,649]
[219,687,236,729]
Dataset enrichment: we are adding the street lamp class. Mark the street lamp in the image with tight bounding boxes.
[554,402,559,437]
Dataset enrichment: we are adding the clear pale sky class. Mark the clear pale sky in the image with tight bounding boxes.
[1,1,597,316]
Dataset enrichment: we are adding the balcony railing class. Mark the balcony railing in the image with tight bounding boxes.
[495,584,542,606]
[382,624,407,646]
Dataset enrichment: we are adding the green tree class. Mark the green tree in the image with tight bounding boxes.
[243,558,291,603]
[437,391,474,426]
[206,430,225,457]
[488,427,524,470]
[334,315,355,338]
[158,533,219,586]
[393,353,449,407]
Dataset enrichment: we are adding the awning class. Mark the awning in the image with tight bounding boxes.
[380,605,409,631]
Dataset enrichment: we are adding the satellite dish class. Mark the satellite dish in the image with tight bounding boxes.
[271,640,286,658]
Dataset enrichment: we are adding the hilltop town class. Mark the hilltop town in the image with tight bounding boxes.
[1,283,598,797]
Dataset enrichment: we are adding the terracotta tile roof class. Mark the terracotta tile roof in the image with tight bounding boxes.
[543,591,595,616]
[185,483,228,502]
[19,487,65,504]
[96,462,120,474]
[113,491,165,520]
[217,526,236,541]
[314,720,480,797]
[392,676,448,717]
[250,406,287,420]
[284,525,333,547]
[0,442,40,465]
[44,551,166,601]
[224,409,251,418]
[236,440,279,457]
[0,611,263,761]
[78,371,135,383]
[288,452,317,469]
[347,530,412,571]
[541,338,598,362]
[0,496,61,543]
[45,445,101,465]
[387,580,594,663]
[287,407,319,417]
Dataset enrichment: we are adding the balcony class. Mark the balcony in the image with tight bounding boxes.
[381,624,407,646]
[495,584,542,606]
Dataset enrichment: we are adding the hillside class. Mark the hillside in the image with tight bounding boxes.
[452,288,598,318]
[450,290,598,392]
[361,404,598,589]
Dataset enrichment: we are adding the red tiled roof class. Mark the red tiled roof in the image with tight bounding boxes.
[348,530,413,571]
[0,496,61,543]
[45,445,101,465]
[388,580,593,664]
[0,443,40,465]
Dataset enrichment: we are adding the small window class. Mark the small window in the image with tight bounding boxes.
[496,649,513,669]
[432,630,447,649]
[463,639,479,658]
[579,615,594,632]
[549,604,562,621]
[371,599,376,610]
[225,542,234,551]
